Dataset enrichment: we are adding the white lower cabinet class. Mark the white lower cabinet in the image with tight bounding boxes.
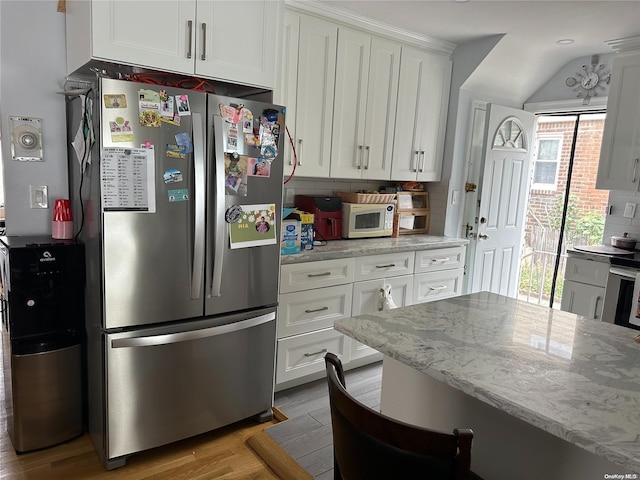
[351,274,413,361]
[560,255,608,320]
[276,245,467,390]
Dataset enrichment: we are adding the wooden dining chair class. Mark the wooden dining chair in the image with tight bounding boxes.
[325,352,477,480]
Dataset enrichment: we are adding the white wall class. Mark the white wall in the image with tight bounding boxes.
[0,1,68,236]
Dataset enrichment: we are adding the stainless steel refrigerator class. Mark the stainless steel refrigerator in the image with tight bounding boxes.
[66,77,284,469]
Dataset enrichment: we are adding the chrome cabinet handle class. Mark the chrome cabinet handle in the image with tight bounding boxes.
[376,264,396,268]
[364,145,370,170]
[186,20,193,59]
[478,234,489,240]
[308,271,331,278]
[305,306,329,314]
[201,23,207,61]
[418,150,425,172]
[429,285,447,291]
[431,258,450,263]
[593,296,601,319]
[634,158,640,183]
[304,348,327,357]
[412,150,419,172]
[357,145,363,169]
[297,139,303,165]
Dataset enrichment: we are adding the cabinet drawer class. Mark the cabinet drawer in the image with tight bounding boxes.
[280,258,355,293]
[560,280,605,320]
[564,257,609,287]
[413,268,464,304]
[276,328,350,384]
[414,246,466,273]
[354,252,415,281]
[278,285,353,337]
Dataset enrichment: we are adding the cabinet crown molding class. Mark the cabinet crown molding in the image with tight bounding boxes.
[285,0,455,56]
[606,35,640,54]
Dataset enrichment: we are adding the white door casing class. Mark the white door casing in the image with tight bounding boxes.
[471,104,535,297]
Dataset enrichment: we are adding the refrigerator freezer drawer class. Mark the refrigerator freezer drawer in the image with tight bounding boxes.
[105,310,276,460]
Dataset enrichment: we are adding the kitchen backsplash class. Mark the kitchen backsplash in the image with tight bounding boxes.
[603,190,640,243]
[283,178,448,235]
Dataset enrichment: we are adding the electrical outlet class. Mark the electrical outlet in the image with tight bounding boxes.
[29,185,48,208]
[623,202,636,218]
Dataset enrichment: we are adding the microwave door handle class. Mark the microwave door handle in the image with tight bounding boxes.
[191,112,205,299]
[210,113,226,297]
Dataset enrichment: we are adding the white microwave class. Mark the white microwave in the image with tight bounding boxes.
[342,202,394,238]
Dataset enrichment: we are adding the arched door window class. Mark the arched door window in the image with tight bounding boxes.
[492,117,527,150]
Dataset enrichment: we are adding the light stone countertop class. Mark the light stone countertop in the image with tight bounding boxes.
[280,234,469,264]
[334,291,640,470]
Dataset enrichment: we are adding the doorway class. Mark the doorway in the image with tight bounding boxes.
[518,112,608,308]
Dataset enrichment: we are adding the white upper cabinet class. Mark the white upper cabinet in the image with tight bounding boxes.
[330,29,400,180]
[280,12,337,178]
[391,46,452,182]
[66,0,279,89]
[596,51,640,191]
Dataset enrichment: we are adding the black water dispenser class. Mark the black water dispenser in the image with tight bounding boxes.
[0,236,85,452]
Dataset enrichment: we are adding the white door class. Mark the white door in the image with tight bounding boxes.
[471,104,535,297]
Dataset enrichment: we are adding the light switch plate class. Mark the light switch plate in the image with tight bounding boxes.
[623,202,636,218]
[30,185,48,208]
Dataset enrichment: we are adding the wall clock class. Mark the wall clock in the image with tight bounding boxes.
[565,54,610,105]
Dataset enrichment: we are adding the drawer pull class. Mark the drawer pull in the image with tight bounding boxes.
[304,348,327,357]
[308,272,331,278]
[431,258,450,263]
[375,264,396,268]
[305,306,329,313]
[429,285,447,291]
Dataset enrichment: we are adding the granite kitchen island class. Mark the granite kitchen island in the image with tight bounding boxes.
[334,292,640,480]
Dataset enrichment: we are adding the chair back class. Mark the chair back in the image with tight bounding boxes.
[325,353,474,480]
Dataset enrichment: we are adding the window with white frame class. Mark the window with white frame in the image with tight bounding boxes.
[531,134,563,190]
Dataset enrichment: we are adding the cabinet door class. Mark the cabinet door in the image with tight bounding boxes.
[330,28,371,179]
[195,0,278,88]
[279,10,300,168]
[285,14,337,178]
[391,47,450,182]
[351,276,413,362]
[352,275,414,316]
[560,280,605,320]
[362,37,401,180]
[91,0,195,74]
[415,53,451,182]
[596,52,640,191]
[391,46,426,181]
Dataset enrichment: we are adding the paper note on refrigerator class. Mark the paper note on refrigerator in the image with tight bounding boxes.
[229,204,277,249]
[100,147,156,213]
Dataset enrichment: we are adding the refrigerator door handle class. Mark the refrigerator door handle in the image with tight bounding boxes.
[191,112,205,299]
[111,312,276,348]
[210,114,226,297]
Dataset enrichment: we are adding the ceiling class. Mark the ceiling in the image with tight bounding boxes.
[315,0,640,103]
